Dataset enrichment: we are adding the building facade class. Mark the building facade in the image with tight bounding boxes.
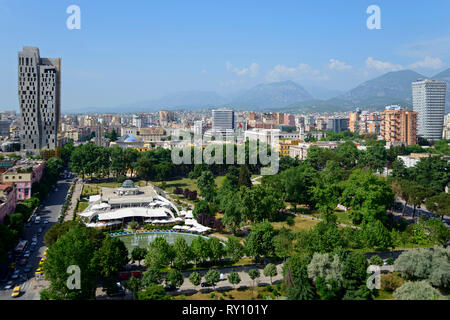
[412,79,447,141]
[18,46,61,153]
[381,107,418,146]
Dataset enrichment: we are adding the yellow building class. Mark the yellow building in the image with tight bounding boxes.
[279,139,299,157]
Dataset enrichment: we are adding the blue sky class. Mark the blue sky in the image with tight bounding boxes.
[1,0,450,110]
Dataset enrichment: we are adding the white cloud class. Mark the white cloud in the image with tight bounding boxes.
[328,59,352,71]
[265,63,328,82]
[407,56,444,70]
[226,61,259,77]
[365,57,404,72]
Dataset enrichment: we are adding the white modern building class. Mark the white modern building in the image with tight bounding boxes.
[412,79,447,141]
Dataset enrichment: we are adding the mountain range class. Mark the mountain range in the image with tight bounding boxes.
[64,68,450,114]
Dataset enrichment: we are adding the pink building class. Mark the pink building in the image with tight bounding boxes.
[284,114,295,126]
[0,183,17,224]
[1,159,45,201]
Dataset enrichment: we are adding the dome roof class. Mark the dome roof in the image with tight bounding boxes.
[123,134,139,142]
[122,179,135,188]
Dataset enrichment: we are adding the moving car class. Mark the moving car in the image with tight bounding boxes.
[37,228,43,236]
[11,286,21,298]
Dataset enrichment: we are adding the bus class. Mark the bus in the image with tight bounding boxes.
[14,240,28,256]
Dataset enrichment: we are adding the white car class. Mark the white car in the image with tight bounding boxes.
[43,219,49,224]
[23,250,30,258]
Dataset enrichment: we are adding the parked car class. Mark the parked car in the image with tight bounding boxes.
[19,274,27,282]
[32,236,37,242]
[43,219,49,225]
[31,241,37,247]
[25,222,31,228]
[4,281,14,290]
[200,282,211,288]
[19,258,27,266]
[23,264,31,273]
[29,245,36,252]
[163,285,177,291]
[11,270,20,280]
[23,251,30,258]
[37,228,43,236]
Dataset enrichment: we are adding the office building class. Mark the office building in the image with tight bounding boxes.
[18,46,61,153]
[412,79,447,141]
[327,118,349,133]
[212,109,234,132]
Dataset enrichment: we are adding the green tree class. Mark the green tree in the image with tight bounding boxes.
[245,221,276,262]
[131,247,147,266]
[263,263,278,284]
[225,236,244,263]
[165,269,184,288]
[205,269,220,290]
[426,193,450,221]
[141,266,163,287]
[248,268,261,289]
[125,276,142,300]
[190,236,211,265]
[172,237,192,270]
[43,225,98,299]
[138,284,170,300]
[238,165,252,188]
[228,271,241,289]
[93,236,129,278]
[189,272,202,288]
[208,237,224,264]
[145,237,174,269]
[197,170,216,202]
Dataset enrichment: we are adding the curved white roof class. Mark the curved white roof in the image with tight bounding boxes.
[96,207,172,221]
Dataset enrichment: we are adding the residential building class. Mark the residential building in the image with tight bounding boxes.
[381,106,418,146]
[1,159,45,201]
[327,118,349,133]
[398,153,441,168]
[0,183,17,224]
[412,79,447,141]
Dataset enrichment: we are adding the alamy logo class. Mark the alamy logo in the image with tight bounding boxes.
[66,265,81,290]
[366,265,381,289]
[66,5,81,30]
[366,5,381,30]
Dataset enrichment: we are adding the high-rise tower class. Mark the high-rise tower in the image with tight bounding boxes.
[18,46,61,153]
[412,79,446,141]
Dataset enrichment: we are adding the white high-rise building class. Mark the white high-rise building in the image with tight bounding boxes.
[412,79,447,141]
[193,120,203,135]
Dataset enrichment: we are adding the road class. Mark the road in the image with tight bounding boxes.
[0,177,73,300]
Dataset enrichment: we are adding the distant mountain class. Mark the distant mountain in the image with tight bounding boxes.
[339,70,426,108]
[303,85,345,100]
[229,80,313,110]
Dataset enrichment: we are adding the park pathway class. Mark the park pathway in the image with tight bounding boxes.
[64,179,83,222]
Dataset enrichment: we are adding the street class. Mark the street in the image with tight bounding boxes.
[0,177,73,300]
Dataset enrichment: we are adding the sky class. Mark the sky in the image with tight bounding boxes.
[1,0,450,111]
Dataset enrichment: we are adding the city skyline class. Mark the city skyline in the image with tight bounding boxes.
[1,0,450,111]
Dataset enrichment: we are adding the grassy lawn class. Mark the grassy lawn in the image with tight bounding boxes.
[150,176,226,194]
[81,185,100,198]
[176,285,281,300]
[77,200,89,213]
[271,215,319,233]
[375,289,394,300]
[306,209,354,226]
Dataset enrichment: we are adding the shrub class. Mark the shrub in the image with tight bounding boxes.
[386,257,394,265]
[369,255,384,266]
[393,281,445,300]
[381,273,405,292]
[286,216,295,226]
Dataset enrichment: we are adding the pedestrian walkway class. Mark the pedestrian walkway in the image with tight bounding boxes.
[64,180,83,222]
